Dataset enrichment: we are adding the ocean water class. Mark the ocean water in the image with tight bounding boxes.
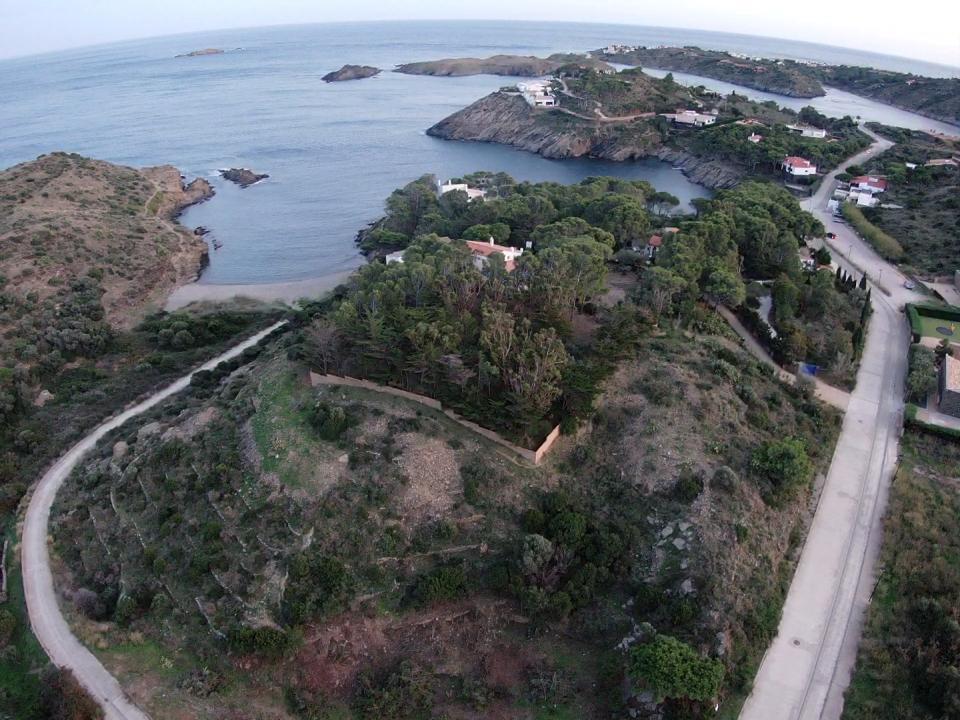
[0,21,956,284]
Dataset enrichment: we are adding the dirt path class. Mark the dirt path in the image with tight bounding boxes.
[22,321,286,720]
[740,129,925,720]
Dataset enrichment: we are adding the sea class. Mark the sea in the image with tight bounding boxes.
[1,21,957,284]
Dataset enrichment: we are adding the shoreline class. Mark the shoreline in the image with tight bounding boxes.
[165,270,355,311]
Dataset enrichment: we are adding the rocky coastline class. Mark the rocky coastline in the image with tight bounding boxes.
[323,64,381,82]
[427,92,743,189]
[220,167,269,188]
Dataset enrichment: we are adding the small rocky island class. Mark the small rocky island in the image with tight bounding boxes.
[219,168,269,188]
[175,48,225,58]
[322,64,381,82]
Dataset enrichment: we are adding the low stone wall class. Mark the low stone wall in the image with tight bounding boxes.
[309,372,561,465]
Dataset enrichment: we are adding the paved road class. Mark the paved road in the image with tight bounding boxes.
[22,321,286,720]
[740,128,923,720]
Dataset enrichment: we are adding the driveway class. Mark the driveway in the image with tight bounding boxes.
[740,129,924,720]
[22,321,286,720]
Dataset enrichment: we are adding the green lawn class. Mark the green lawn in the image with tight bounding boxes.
[916,314,960,341]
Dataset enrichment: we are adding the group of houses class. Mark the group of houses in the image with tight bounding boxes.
[828,174,888,211]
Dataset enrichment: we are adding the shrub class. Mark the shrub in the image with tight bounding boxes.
[306,400,356,442]
[354,661,434,719]
[712,465,739,492]
[40,665,103,719]
[629,634,724,703]
[751,437,813,502]
[282,552,354,625]
[673,469,704,504]
[411,564,469,606]
[228,625,293,657]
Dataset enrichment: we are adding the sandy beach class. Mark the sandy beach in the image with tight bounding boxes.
[165,270,355,311]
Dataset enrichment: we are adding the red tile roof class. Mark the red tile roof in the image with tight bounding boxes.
[648,235,663,247]
[850,175,888,190]
[783,156,813,168]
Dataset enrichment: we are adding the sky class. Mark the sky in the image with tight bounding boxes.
[1,0,958,67]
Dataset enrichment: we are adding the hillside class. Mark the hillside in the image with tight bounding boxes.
[428,71,869,188]
[51,331,840,719]
[857,124,960,276]
[597,46,826,98]
[396,53,612,77]
[0,151,212,330]
[46,173,844,719]
[596,46,960,126]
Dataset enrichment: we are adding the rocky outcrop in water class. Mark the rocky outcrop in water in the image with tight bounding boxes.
[220,168,269,188]
[322,65,382,82]
[427,92,743,189]
[176,48,225,58]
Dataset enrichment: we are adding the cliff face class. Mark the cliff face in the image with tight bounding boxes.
[427,93,743,188]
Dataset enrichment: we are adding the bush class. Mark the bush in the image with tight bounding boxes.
[673,469,704,503]
[751,437,813,502]
[354,661,434,719]
[228,625,293,657]
[411,564,469,606]
[629,634,724,703]
[39,666,103,720]
[282,552,354,625]
[306,400,356,442]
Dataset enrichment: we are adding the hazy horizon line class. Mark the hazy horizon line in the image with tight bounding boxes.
[2,17,958,73]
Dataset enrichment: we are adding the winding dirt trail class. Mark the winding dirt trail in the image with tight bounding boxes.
[22,321,286,720]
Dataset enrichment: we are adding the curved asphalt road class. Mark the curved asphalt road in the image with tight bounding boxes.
[740,128,924,720]
[22,320,286,720]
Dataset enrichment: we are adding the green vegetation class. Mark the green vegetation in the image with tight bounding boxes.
[858,125,959,276]
[843,430,960,719]
[841,201,904,261]
[907,303,960,342]
[630,634,725,704]
[905,345,938,403]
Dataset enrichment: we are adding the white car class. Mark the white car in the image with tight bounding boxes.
[903,280,916,290]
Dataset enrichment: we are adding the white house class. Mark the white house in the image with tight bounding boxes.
[517,81,557,108]
[747,133,763,143]
[440,180,486,201]
[782,156,817,176]
[849,175,887,194]
[787,123,827,139]
[385,250,406,264]
[663,109,717,127]
[464,238,524,272]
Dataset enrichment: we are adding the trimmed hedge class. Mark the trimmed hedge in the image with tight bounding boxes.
[904,403,960,441]
[841,202,904,261]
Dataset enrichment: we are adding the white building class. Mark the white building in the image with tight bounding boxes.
[517,81,557,108]
[663,109,717,127]
[385,250,406,264]
[439,180,486,201]
[464,238,524,272]
[849,175,887,194]
[782,156,817,176]
[786,123,827,139]
[747,133,763,143]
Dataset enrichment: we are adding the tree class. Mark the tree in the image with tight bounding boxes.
[703,267,746,309]
[629,634,724,703]
[771,274,799,324]
[639,267,688,321]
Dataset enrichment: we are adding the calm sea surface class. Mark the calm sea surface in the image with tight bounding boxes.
[1,21,956,283]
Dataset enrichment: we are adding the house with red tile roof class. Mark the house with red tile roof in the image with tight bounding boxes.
[781,156,817,176]
[849,175,887,193]
[464,238,523,272]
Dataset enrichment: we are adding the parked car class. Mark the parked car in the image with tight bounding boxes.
[903,280,916,290]
[826,232,836,239]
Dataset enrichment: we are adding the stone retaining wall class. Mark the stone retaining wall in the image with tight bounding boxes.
[309,372,561,465]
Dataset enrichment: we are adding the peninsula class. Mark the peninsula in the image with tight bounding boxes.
[597,45,960,125]
[428,68,869,188]
[322,64,381,82]
[396,52,613,77]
